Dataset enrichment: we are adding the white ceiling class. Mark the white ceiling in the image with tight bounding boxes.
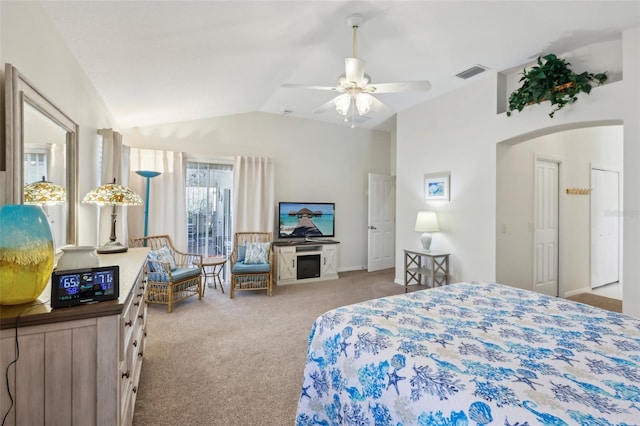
[39,1,640,132]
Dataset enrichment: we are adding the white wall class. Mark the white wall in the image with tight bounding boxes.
[1,2,119,244]
[496,126,623,296]
[123,112,391,271]
[0,2,392,271]
[396,28,640,317]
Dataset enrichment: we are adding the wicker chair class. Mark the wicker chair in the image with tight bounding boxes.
[130,235,202,313]
[229,232,273,298]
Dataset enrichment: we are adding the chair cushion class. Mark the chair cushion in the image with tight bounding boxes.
[148,267,201,283]
[231,261,271,274]
[244,242,270,264]
[148,245,177,272]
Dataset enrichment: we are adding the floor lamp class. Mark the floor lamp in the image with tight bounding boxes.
[135,170,161,246]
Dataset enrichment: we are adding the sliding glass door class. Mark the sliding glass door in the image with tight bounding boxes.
[185,162,233,257]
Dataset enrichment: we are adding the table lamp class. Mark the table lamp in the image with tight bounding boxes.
[24,176,66,206]
[414,211,440,251]
[24,176,66,249]
[82,178,143,253]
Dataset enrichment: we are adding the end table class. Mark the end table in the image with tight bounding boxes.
[202,256,227,295]
[403,249,450,292]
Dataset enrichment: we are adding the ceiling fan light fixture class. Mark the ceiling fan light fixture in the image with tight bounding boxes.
[335,94,351,115]
[355,93,372,115]
[280,13,431,128]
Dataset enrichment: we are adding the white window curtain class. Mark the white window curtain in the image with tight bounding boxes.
[97,129,132,246]
[128,148,188,250]
[232,156,275,234]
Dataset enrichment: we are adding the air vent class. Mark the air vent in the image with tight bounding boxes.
[456,65,488,80]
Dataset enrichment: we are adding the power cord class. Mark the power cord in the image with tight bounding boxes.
[1,315,19,426]
[1,299,49,426]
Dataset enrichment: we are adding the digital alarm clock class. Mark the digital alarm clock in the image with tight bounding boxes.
[51,265,120,308]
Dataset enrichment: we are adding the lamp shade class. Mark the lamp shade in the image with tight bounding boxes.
[82,179,143,206]
[355,93,373,115]
[414,211,440,232]
[24,176,66,205]
[334,94,351,116]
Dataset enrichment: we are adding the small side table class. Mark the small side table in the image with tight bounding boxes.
[404,249,450,292]
[202,256,227,295]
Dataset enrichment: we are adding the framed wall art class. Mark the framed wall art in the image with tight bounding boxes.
[424,172,450,201]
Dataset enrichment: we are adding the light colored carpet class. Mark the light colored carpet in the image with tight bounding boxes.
[567,292,622,313]
[132,272,622,425]
[132,268,408,426]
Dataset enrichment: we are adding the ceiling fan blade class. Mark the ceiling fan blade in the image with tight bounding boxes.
[367,81,432,93]
[313,95,343,114]
[345,58,366,84]
[281,83,340,92]
[368,95,391,113]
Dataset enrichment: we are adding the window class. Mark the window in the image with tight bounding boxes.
[185,162,233,257]
[24,152,47,184]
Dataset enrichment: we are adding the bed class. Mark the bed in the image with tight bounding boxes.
[296,282,640,425]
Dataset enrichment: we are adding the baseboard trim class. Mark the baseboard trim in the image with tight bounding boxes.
[338,265,367,273]
[563,287,591,298]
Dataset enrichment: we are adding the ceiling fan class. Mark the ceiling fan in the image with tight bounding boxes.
[282,14,431,127]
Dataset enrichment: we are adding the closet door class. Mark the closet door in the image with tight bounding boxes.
[591,168,620,288]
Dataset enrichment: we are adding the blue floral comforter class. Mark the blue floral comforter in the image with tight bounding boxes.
[296,282,640,425]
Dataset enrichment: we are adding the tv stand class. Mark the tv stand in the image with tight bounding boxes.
[273,240,339,285]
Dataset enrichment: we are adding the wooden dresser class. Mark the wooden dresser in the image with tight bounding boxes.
[0,248,149,426]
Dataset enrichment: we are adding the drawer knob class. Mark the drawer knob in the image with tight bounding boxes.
[134,302,140,307]
[122,370,130,379]
[132,386,137,394]
[138,314,144,320]
[133,340,138,347]
[124,320,132,327]
[138,351,143,357]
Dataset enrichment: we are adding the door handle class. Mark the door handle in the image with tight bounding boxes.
[368,225,377,230]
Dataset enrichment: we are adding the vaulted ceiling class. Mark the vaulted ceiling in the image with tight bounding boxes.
[39,1,640,131]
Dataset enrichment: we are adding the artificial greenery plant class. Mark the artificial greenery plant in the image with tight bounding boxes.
[507,53,608,118]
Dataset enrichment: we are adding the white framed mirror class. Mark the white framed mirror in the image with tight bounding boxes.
[4,64,78,248]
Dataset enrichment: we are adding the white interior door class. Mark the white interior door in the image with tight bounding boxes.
[591,168,619,288]
[368,173,395,272]
[533,159,559,296]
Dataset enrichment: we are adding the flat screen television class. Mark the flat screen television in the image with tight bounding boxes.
[278,202,335,239]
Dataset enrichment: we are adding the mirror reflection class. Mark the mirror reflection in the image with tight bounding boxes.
[23,102,69,250]
[4,64,78,250]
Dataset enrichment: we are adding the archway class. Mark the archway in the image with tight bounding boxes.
[496,120,623,299]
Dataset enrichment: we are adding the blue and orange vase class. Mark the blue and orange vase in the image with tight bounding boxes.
[0,204,55,305]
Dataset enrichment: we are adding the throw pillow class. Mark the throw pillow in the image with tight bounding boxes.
[244,242,270,264]
[148,245,177,272]
[237,245,246,262]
